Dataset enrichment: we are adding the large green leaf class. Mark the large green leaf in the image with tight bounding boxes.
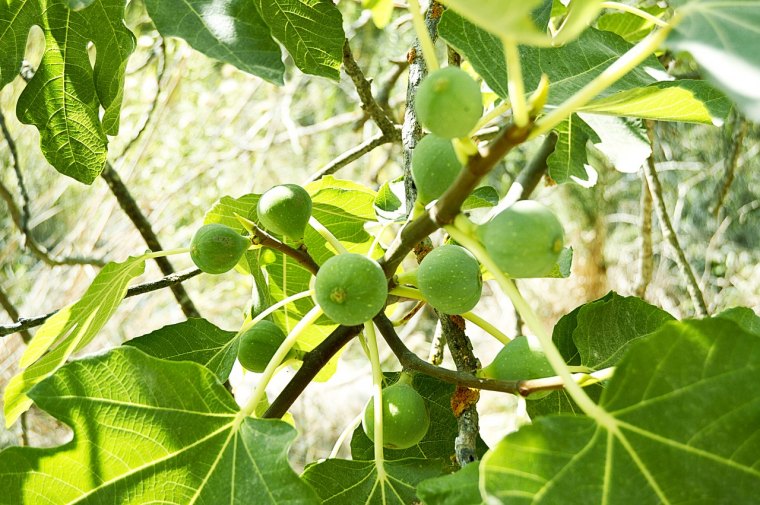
[482,318,760,503]
[125,318,238,381]
[668,0,760,121]
[143,0,285,84]
[547,114,600,185]
[417,462,482,505]
[0,0,135,183]
[302,458,448,504]
[4,257,146,427]
[252,0,344,79]
[716,307,760,335]
[0,347,319,504]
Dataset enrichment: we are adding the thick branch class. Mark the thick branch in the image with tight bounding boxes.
[263,324,363,419]
[0,267,202,337]
[101,163,200,318]
[644,122,708,316]
[342,39,399,139]
[306,131,398,183]
[249,224,320,275]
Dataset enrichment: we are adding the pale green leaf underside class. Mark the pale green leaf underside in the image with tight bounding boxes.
[438,0,548,46]
[481,318,760,504]
[4,257,146,427]
[1,0,135,183]
[253,0,344,79]
[668,0,760,121]
[0,347,319,504]
[302,458,447,504]
[125,318,238,381]
[143,0,285,84]
[581,114,650,173]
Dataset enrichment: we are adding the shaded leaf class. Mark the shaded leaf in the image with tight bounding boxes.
[0,347,319,504]
[253,0,344,79]
[483,318,760,503]
[461,186,499,211]
[547,114,600,185]
[417,462,482,505]
[4,257,146,426]
[125,318,238,381]
[596,6,666,42]
[302,458,448,504]
[715,307,760,336]
[144,0,285,84]
[374,176,406,222]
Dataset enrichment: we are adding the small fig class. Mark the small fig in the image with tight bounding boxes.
[411,134,463,204]
[417,245,482,314]
[237,320,286,373]
[190,223,249,274]
[362,382,430,449]
[479,335,555,399]
[257,184,312,241]
[415,67,482,139]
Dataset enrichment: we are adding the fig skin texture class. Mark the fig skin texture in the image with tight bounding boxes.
[411,134,463,204]
[190,223,250,275]
[479,335,555,400]
[417,244,482,314]
[362,382,430,449]
[314,253,388,326]
[237,320,286,373]
[477,200,564,278]
[257,184,313,241]
[415,66,482,139]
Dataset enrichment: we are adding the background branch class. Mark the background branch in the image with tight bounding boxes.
[711,110,748,217]
[636,163,654,298]
[306,130,399,182]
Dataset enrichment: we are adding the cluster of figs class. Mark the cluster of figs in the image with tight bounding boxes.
[187,66,563,448]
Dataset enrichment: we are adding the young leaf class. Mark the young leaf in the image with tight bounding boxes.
[483,318,760,503]
[0,0,135,183]
[302,458,448,504]
[0,347,320,504]
[252,0,344,79]
[143,0,285,84]
[125,318,238,381]
[547,114,600,186]
[4,257,146,427]
[668,0,760,121]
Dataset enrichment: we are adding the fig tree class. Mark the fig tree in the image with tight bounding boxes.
[314,253,388,326]
[257,184,312,241]
[190,223,250,274]
[415,66,482,139]
[411,134,463,204]
[362,382,430,449]
[237,320,286,373]
[417,244,482,314]
[478,335,555,399]
[477,200,564,278]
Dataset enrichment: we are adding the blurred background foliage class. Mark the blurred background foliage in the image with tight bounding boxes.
[1,0,758,466]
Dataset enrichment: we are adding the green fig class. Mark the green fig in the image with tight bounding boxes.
[190,223,249,274]
[362,382,430,449]
[415,67,482,139]
[417,245,482,314]
[411,134,463,204]
[257,184,312,241]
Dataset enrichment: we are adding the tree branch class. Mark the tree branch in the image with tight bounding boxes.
[711,110,748,217]
[644,121,708,316]
[0,285,32,343]
[635,162,654,298]
[101,163,200,318]
[0,267,202,337]
[306,130,399,183]
[248,223,320,275]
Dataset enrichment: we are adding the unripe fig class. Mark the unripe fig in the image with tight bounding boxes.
[479,335,554,399]
[314,253,388,326]
[411,134,463,204]
[417,245,482,314]
[190,223,250,274]
[477,200,564,278]
[362,382,430,449]
[415,67,482,139]
[237,320,286,373]
[257,184,312,241]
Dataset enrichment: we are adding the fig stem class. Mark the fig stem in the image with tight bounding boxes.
[460,311,512,346]
[446,216,616,429]
[394,269,419,286]
[364,321,388,481]
[309,216,348,254]
[503,37,529,128]
[407,0,439,72]
[469,98,512,136]
[142,247,191,260]
[238,305,323,420]
[599,2,669,27]
[237,289,313,337]
[329,411,363,459]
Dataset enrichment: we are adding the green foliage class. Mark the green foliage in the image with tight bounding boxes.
[477,200,564,278]
[362,382,431,450]
[237,320,287,373]
[314,253,388,326]
[417,244,482,315]
[411,134,463,204]
[415,67,483,139]
[0,347,320,504]
[190,223,250,274]
[257,183,313,241]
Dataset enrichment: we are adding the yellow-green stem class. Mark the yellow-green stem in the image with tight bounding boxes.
[238,305,323,419]
[469,98,512,135]
[390,285,424,301]
[461,311,512,345]
[142,247,191,260]
[364,321,387,481]
[446,217,614,428]
[309,216,348,254]
[407,0,439,72]
[503,38,529,127]
[329,411,364,459]
[600,2,669,27]
[529,21,676,140]
[238,289,314,335]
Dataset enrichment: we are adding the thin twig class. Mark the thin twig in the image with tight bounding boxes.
[342,39,399,139]
[644,121,708,316]
[0,285,32,343]
[100,163,200,318]
[248,223,320,275]
[635,163,654,298]
[306,130,398,182]
[0,267,202,337]
[0,110,30,228]
[711,110,748,217]
[501,132,558,207]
